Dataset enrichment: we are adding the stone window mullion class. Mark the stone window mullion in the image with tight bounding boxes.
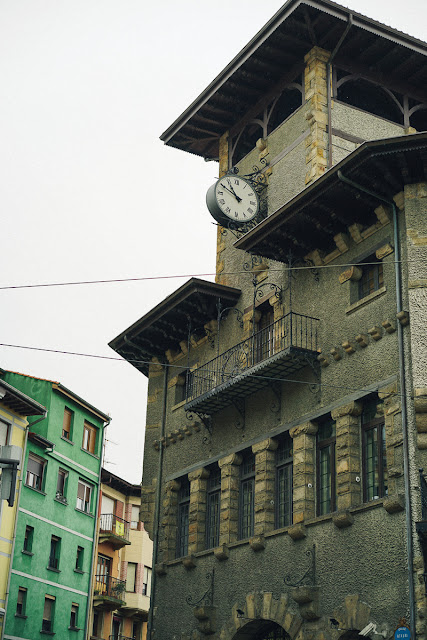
[289,421,318,523]
[218,453,242,545]
[252,438,278,536]
[159,479,180,562]
[331,401,363,511]
[188,467,209,554]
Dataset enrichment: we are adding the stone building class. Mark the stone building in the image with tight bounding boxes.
[109,1,427,639]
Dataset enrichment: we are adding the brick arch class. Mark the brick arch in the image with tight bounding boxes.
[218,592,303,640]
[331,594,372,635]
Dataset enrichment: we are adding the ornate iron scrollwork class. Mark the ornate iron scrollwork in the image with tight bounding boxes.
[304,257,320,283]
[254,281,283,303]
[186,410,212,435]
[186,569,215,607]
[284,544,316,587]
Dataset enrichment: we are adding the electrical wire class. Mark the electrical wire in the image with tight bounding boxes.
[0,342,405,399]
[0,259,417,291]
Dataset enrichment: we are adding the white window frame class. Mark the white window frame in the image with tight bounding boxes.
[76,479,93,513]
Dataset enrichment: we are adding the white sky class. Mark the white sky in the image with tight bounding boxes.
[0,0,425,484]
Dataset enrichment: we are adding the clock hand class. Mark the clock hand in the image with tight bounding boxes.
[220,182,242,203]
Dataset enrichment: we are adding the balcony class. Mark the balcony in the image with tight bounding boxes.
[185,312,320,415]
[99,514,131,549]
[94,575,126,611]
[109,636,135,640]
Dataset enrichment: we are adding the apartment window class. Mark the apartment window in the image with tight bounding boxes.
[69,603,79,629]
[76,479,93,513]
[174,370,188,405]
[126,562,137,592]
[42,595,55,633]
[56,468,68,501]
[317,419,336,516]
[206,465,221,549]
[75,546,84,571]
[62,407,73,440]
[0,419,9,446]
[16,587,27,617]
[48,535,61,570]
[23,525,34,553]
[362,400,387,501]
[176,477,190,558]
[276,434,293,528]
[359,255,384,300]
[239,451,255,540]
[131,504,140,529]
[92,611,103,637]
[142,566,152,597]
[26,453,45,491]
[82,421,97,454]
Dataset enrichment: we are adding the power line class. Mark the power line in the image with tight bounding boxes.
[0,342,405,399]
[0,259,416,291]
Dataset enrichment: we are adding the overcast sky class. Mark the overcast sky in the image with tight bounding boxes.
[0,0,425,484]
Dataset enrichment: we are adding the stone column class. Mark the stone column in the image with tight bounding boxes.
[304,46,330,185]
[188,467,209,554]
[252,438,278,536]
[159,479,180,562]
[331,401,362,511]
[218,453,242,545]
[289,421,318,523]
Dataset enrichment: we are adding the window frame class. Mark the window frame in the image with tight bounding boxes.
[76,479,93,514]
[142,566,152,597]
[275,434,293,529]
[358,255,384,300]
[362,404,387,501]
[48,535,61,571]
[16,587,27,617]
[56,468,68,502]
[82,421,97,454]
[62,407,73,441]
[130,504,140,530]
[69,603,79,630]
[23,525,34,554]
[0,418,10,446]
[316,419,337,516]
[206,465,221,549]
[239,451,255,540]
[75,546,84,572]
[126,561,137,593]
[42,595,55,633]
[25,453,46,491]
[176,477,190,558]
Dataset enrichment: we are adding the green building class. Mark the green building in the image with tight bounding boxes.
[1,371,110,640]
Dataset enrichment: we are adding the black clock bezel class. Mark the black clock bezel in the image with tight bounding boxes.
[206,176,260,227]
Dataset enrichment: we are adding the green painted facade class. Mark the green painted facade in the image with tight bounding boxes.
[1,372,109,640]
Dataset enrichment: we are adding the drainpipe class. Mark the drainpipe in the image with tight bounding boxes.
[1,412,47,640]
[337,170,415,638]
[147,361,168,640]
[84,418,109,640]
[327,15,353,169]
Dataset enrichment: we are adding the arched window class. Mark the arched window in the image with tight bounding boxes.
[336,73,403,125]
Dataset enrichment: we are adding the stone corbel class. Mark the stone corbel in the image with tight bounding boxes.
[193,606,217,635]
[339,265,362,284]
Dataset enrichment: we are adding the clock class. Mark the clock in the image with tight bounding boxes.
[206,175,260,226]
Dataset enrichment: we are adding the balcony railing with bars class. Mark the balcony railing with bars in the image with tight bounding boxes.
[100,513,130,540]
[109,635,135,640]
[94,574,126,601]
[185,311,320,414]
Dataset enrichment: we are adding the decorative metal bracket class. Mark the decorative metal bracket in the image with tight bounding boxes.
[254,281,283,304]
[233,398,245,430]
[270,382,281,414]
[186,410,212,436]
[218,305,244,329]
[304,257,320,283]
[186,569,215,607]
[284,544,316,587]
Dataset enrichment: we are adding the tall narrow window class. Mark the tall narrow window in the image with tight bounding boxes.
[69,603,79,629]
[75,546,84,571]
[0,419,9,446]
[56,469,68,501]
[176,477,190,558]
[239,451,255,540]
[362,400,387,501]
[359,255,384,299]
[42,595,55,632]
[126,562,137,592]
[142,566,152,597]
[48,535,61,570]
[76,480,93,513]
[62,407,73,440]
[131,505,140,530]
[82,421,97,454]
[23,525,34,553]
[276,434,293,528]
[317,419,336,515]
[206,465,221,549]
[26,454,45,491]
[16,587,27,616]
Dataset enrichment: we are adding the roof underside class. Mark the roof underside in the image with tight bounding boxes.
[234,132,427,262]
[109,279,241,376]
[160,0,427,159]
[0,380,46,417]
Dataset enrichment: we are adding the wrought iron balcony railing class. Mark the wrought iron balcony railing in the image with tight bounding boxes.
[94,574,126,600]
[185,312,319,414]
[109,635,135,640]
[100,513,130,540]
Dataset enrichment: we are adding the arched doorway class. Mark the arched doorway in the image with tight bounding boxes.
[233,620,290,640]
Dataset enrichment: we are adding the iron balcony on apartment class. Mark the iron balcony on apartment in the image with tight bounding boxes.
[185,311,320,415]
[99,513,131,549]
[93,575,127,611]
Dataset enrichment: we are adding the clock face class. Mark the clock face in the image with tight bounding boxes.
[206,175,260,226]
